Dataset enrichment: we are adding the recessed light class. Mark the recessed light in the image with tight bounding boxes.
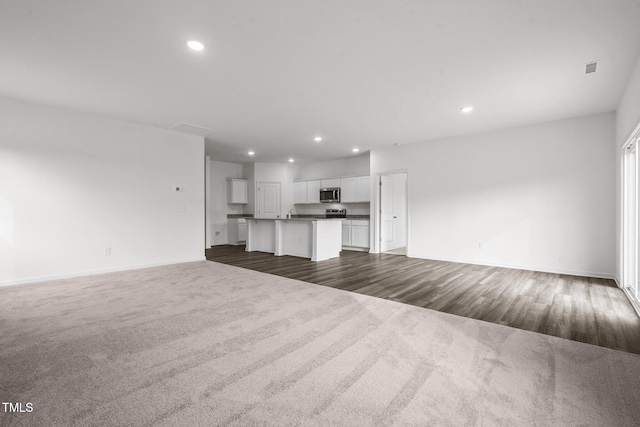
[187,40,204,51]
[460,106,473,113]
[352,148,359,153]
[288,158,294,163]
[314,136,322,142]
[248,151,255,156]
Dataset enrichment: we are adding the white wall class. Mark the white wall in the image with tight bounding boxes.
[243,163,255,216]
[209,160,244,245]
[616,54,640,282]
[617,56,640,146]
[295,155,369,181]
[0,97,205,285]
[371,112,616,278]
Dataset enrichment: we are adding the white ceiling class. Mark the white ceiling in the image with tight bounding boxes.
[1,0,640,164]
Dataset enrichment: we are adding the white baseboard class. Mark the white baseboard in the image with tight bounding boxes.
[0,257,207,288]
[405,252,615,280]
[617,276,640,317]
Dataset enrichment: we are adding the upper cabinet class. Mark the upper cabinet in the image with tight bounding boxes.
[341,176,369,203]
[227,178,248,204]
[307,180,321,203]
[294,175,370,204]
[340,177,357,203]
[356,176,370,202]
[321,179,340,188]
[293,181,308,204]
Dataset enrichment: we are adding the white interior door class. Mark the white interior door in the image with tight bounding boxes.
[380,175,395,252]
[257,182,281,219]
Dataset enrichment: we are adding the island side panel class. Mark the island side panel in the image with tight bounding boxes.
[312,220,342,261]
[246,219,276,253]
[280,220,313,258]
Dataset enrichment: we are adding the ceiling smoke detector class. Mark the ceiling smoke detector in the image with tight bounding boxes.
[585,61,598,74]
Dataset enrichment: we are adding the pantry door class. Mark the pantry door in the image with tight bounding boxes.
[257,182,281,219]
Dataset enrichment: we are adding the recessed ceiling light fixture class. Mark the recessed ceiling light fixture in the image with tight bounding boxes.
[187,40,204,51]
[460,106,473,113]
[314,136,322,142]
[352,148,360,153]
[288,158,294,163]
[248,151,255,156]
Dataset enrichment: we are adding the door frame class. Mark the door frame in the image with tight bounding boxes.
[622,121,640,316]
[371,169,409,254]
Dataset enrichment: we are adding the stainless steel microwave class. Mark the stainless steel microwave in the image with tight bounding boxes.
[320,187,340,203]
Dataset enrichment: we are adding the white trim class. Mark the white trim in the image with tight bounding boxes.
[406,252,615,280]
[622,285,640,317]
[371,169,409,254]
[0,257,206,287]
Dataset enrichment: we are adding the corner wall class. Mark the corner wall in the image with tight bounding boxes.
[0,97,205,285]
[371,112,616,278]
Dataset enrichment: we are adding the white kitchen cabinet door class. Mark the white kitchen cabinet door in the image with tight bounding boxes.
[293,181,308,204]
[227,179,248,204]
[340,177,357,203]
[356,176,370,202]
[307,180,321,203]
[351,220,369,248]
[238,220,247,241]
[342,223,351,246]
[321,179,340,188]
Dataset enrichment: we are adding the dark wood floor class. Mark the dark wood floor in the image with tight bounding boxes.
[206,245,640,355]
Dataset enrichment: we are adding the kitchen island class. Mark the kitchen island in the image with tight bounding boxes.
[246,218,343,261]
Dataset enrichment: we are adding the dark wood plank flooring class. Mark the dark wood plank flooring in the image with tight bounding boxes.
[206,245,640,355]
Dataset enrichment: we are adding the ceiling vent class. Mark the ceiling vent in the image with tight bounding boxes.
[585,61,598,74]
[170,122,210,136]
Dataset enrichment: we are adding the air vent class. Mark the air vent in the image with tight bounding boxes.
[585,61,598,74]
[170,122,210,136]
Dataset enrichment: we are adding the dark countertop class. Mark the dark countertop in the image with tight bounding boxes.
[292,214,370,220]
[227,214,369,219]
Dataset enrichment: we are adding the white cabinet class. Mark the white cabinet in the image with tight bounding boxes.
[356,176,370,202]
[340,176,369,203]
[294,180,322,204]
[342,220,352,246]
[293,181,308,204]
[321,179,340,188]
[238,220,247,242]
[296,176,368,204]
[342,219,369,249]
[307,180,321,203]
[227,179,248,204]
[351,220,370,248]
[340,177,357,203]
[228,218,247,245]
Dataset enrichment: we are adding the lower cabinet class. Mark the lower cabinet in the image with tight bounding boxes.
[342,220,370,250]
[228,218,247,245]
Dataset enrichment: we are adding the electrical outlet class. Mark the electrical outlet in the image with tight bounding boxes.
[478,242,485,250]
[215,231,220,236]
[104,247,111,256]
[179,206,185,212]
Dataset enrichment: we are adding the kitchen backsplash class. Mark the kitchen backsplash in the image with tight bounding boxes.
[293,203,370,216]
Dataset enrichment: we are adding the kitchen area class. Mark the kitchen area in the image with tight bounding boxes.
[209,156,371,262]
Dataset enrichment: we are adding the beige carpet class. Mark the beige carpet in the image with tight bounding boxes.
[2,261,640,426]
